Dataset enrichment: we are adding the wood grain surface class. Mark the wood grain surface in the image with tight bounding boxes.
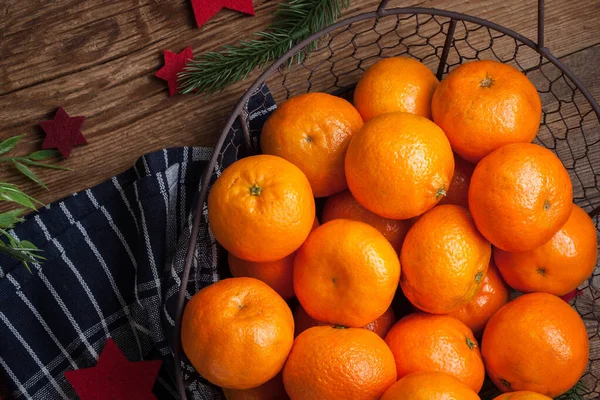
[0,0,599,208]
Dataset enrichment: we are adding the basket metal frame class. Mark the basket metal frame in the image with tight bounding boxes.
[172,1,600,398]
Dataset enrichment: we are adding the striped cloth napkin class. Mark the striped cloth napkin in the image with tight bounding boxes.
[0,85,276,400]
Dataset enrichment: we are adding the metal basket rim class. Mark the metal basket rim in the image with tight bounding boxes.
[173,4,600,399]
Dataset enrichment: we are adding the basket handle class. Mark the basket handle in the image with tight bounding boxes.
[377,0,546,49]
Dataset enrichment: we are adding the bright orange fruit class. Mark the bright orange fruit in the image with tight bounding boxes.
[482,293,589,397]
[345,112,454,219]
[400,205,491,314]
[385,313,485,392]
[222,373,289,400]
[494,204,598,296]
[283,326,397,400]
[228,218,320,300]
[380,371,480,400]
[181,278,294,389]
[261,92,363,197]
[353,57,439,121]
[208,155,315,262]
[294,303,396,339]
[432,59,542,163]
[449,261,510,337]
[321,190,409,252]
[469,143,573,252]
[493,392,552,400]
[294,219,400,327]
[439,154,475,209]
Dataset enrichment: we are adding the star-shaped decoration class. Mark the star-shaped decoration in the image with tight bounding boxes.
[39,107,87,158]
[155,47,193,96]
[561,289,583,303]
[64,338,163,400]
[191,0,255,28]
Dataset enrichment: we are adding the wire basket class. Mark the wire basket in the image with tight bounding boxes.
[173,0,600,398]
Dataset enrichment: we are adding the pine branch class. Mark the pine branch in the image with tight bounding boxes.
[178,0,350,95]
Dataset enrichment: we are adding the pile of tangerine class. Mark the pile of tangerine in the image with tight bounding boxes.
[181,57,597,400]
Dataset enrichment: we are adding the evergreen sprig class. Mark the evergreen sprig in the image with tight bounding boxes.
[0,134,69,271]
[178,0,350,95]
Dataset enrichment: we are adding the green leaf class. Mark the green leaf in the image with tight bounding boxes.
[13,161,48,190]
[0,209,25,229]
[0,184,42,209]
[19,159,71,170]
[0,134,25,155]
[27,149,60,161]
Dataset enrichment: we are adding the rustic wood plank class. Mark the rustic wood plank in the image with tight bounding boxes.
[0,0,599,211]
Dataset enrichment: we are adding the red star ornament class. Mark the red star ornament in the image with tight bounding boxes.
[64,339,163,400]
[155,47,193,96]
[39,107,87,158]
[191,0,255,28]
[561,289,583,302]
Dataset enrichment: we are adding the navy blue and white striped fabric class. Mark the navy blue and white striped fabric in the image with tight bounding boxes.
[0,86,277,400]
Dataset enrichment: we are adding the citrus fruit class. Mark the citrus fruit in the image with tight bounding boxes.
[261,92,364,197]
[283,326,397,400]
[222,373,289,400]
[353,57,439,121]
[228,253,295,300]
[494,204,598,296]
[469,143,573,252]
[207,154,315,262]
[400,205,491,314]
[380,371,480,400]
[384,313,485,392]
[294,304,396,339]
[431,59,542,163]
[345,112,454,219]
[482,292,589,397]
[439,154,475,209]
[449,261,510,337]
[181,277,294,389]
[321,190,409,252]
[294,219,400,327]
[493,392,552,400]
[228,218,320,300]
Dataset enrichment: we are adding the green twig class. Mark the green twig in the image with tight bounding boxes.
[178,0,350,95]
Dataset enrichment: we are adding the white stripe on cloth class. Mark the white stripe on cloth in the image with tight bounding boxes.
[6,274,79,369]
[180,147,189,232]
[38,272,98,359]
[15,305,158,398]
[132,184,162,303]
[0,356,30,399]
[34,215,111,338]
[142,156,151,175]
[159,168,177,268]
[0,312,70,400]
[7,230,98,359]
[111,176,140,233]
[59,202,144,360]
[85,189,142,307]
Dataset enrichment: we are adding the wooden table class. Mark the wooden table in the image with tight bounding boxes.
[1,0,599,208]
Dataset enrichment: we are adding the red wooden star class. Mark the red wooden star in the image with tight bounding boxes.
[39,107,87,158]
[155,47,193,96]
[64,339,163,400]
[191,0,255,28]
[561,289,583,302]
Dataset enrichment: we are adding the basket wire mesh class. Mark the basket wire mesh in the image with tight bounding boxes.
[173,1,600,398]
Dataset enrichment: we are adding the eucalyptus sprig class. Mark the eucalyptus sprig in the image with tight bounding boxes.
[0,134,69,270]
[178,0,350,95]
